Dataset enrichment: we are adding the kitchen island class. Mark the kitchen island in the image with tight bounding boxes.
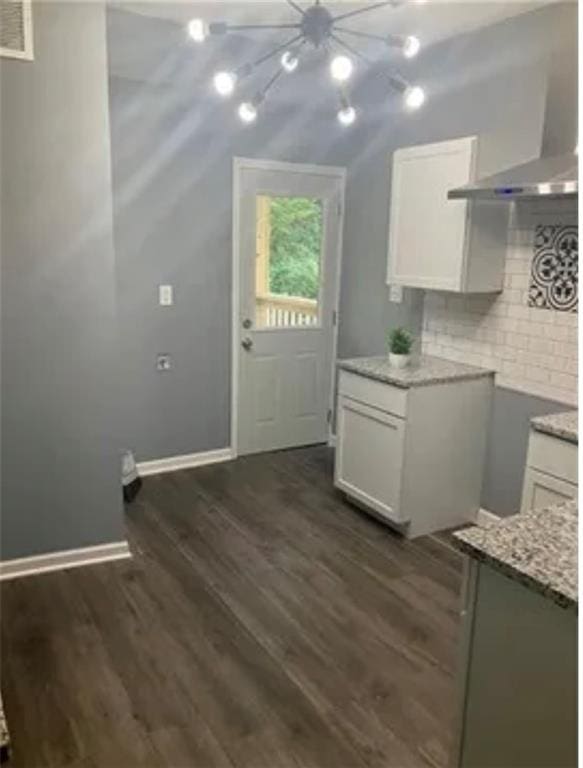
[451,501,577,768]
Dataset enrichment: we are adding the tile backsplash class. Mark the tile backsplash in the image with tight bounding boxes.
[422,199,578,406]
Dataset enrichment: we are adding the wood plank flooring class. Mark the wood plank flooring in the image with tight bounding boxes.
[1,446,463,768]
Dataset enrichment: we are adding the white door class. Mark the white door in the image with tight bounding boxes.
[234,159,344,456]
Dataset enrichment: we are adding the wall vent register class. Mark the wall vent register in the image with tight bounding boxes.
[0,0,33,60]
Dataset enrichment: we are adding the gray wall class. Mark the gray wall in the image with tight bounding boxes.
[481,388,572,517]
[0,2,125,558]
[107,7,417,462]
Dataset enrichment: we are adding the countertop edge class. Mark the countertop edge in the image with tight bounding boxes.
[453,535,577,612]
[531,420,578,445]
[337,360,495,389]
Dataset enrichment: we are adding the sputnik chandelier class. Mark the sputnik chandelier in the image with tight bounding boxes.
[187,0,426,126]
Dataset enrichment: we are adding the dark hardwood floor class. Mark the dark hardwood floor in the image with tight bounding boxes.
[1,446,464,768]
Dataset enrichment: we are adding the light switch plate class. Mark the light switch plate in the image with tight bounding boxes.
[159,285,174,306]
[389,284,403,303]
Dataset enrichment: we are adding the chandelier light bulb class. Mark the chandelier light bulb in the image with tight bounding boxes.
[187,18,207,43]
[213,71,237,97]
[238,101,258,123]
[404,85,425,110]
[403,35,420,58]
[330,55,353,82]
[281,50,299,73]
[337,106,356,126]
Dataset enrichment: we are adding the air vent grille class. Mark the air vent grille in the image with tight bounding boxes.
[0,0,33,60]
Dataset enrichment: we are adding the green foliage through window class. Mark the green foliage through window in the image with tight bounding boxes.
[269,197,322,300]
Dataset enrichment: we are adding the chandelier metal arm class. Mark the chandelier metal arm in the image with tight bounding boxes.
[285,0,306,16]
[225,23,302,32]
[259,66,286,99]
[334,26,391,44]
[332,32,409,92]
[329,32,372,65]
[248,33,305,71]
[332,1,400,24]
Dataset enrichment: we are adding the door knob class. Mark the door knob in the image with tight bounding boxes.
[241,337,253,351]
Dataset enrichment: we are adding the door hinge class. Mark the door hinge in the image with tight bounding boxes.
[327,409,332,424]
[332,310,337,326]
[337,200,342,217]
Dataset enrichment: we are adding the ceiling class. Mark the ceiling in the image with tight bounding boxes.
[111,0,559,48]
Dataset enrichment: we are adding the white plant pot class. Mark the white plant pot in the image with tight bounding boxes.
[389,353,411,369]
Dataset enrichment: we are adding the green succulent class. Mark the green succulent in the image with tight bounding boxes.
[387,327,413,355]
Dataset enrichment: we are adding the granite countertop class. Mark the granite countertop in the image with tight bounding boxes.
[454,500,577,610]
[531,410,578,444]
[337,355,495,389]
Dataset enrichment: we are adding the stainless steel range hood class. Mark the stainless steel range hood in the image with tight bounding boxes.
[448,153,578,201]
[449,10,578,204]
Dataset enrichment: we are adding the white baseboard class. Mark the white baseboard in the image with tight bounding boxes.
[0,541,131,582]
[475,507,501,527]
[137,447,234,477]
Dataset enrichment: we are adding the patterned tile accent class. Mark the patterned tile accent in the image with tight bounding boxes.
[528,224,578,312]
[421,199,578,405]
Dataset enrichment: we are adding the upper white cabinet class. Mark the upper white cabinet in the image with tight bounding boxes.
[387,137,507,293]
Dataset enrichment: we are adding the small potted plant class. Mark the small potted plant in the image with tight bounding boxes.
[387,327,413,368]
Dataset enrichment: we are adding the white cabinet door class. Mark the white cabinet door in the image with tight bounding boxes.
[334,395,407,523]
[521,467,577,513]
[387,137,476,291]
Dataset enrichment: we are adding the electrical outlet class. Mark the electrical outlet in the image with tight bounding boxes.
[389,284,403,303]
[156,354,172,371]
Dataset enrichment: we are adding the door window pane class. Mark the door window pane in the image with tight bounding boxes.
[255,195,323,329]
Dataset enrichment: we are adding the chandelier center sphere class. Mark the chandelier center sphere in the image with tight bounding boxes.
[301,4,334,47]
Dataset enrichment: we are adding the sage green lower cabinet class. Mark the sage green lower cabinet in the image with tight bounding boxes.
[453,560,577,768]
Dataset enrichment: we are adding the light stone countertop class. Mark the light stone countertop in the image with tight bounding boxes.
[453,500,577,610]
[531,410,578,444]
[337,355,495,389]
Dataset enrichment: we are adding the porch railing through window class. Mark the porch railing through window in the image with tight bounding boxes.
[256,293,319,328]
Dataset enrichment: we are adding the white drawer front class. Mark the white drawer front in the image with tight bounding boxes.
[335,395,407,523]
[338,369,408,418]
[521,467,578,514]
[527,430,578,486]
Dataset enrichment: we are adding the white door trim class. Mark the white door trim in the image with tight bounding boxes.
[231,156,346,458]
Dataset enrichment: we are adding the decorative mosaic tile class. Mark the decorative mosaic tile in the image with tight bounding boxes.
[528,224,578,312]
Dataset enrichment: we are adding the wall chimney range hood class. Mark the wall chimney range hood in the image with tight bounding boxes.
[448,153,578,201]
